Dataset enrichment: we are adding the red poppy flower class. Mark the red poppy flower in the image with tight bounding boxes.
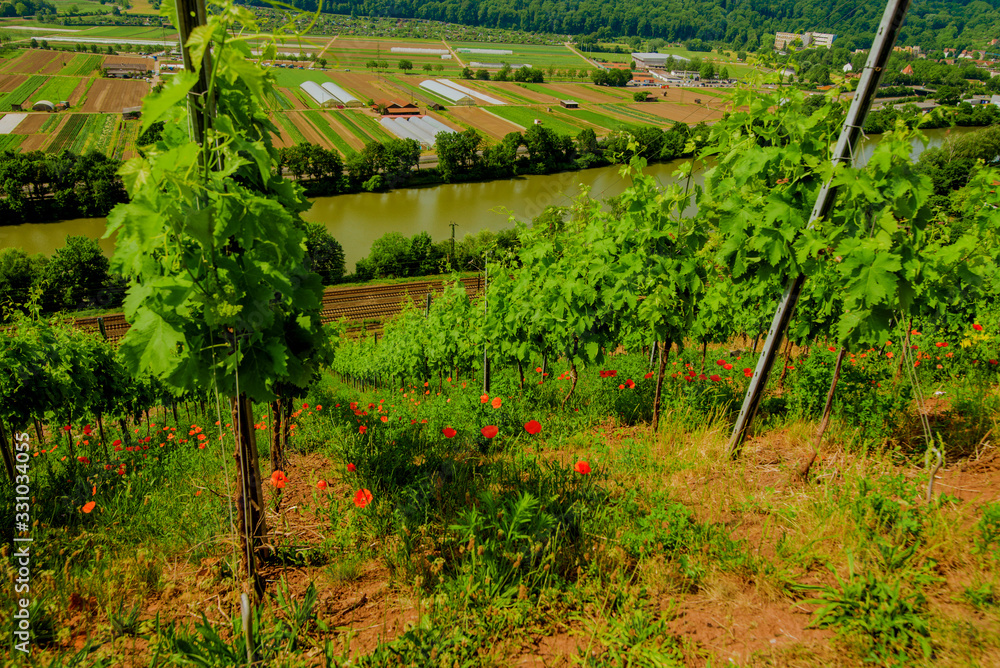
[112,439,121,447]
[83,425,92,436]
[347,463,356,472]
[626,379,635,389]
[524,420,542,435]
[317,480,327,490]
[481,425,498,439]
[574,460,591,475]
[303,403,309,409]
[92,485,96,496]
[491,396,502,409]
[973,324,984,332]
[77,456,90,464]
[535,367,543,373]
[743,368,753,377]
[723,364,733,371]
[354,488,373,508]
[990,359,998,365]
[480,393,489,404]
[644,372,654,379]
[350,402,357,410]
[443,427,457,438]
[316,405,323,410]
[709,374,721,382]
[380,415,388,423]
[698,373,707,380]
[618,384,625,389]
[935,342,948,348]
[63,425,71,432]
[82,501,96,514]
[359,425,367,434]
[716,359,725,366]
[195,490,202,496]
[270,470,288,488]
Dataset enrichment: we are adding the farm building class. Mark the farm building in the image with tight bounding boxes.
[632,53,690,69]
[419,80,474,105]
[32,100,54,112]
[391,47,449,55]
[435,79,505,105]
[320,82,362,107]
[105,61,152,76]
[300,81,338,108]
[469,62,531,70]
[122,106,142,119]
[379,115,456,145]
[377,101,420,116]
[457,48,513,55]
[560,100,579,108]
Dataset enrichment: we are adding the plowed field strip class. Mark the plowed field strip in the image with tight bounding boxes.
[12,113,47,134]
[71,277,485,343]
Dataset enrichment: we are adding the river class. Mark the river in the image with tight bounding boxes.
[0,126,973,270]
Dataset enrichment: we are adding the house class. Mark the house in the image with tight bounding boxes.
[901,64,914,75]
[9,103,21,111]
[376,101,420,116]
[560,99,579,108]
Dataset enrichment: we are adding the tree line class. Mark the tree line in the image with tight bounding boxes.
[0,150,128,225]
[243,0,1000,54]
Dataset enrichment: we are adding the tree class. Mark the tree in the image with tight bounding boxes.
[461,66,473,78]
[41,235,113,312]
[0,248,40,314]
[422,63,432,72]
[475,68,490,80]
[699,61,715,80]
[435,128,483,181]
[397,59,413,72]
[434,64,444,72]
[29,37,37,48]
[633,90,649,102]
[303,223,345,284]
[361,231,412,278]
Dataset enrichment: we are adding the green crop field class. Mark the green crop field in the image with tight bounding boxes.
[330,109,374,143]
[273,114,306,144]
[31,76,81,104]
[268,87,293,110]
[0,75,46,108]
[558,107,639,132]
[69,114,104,153]
[58,54,102,77]
[598,103,670,125]
[48,113,86,152]
[75,26,178,40]
[476,83,535,104]
[487,105,584,136]
[303,110,357,156]
[346,110,394,142]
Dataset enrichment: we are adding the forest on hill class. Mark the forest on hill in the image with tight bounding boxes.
[244,0,1000,52]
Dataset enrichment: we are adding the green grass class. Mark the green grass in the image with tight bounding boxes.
[75,26,177,39]
[29,75,81,104]
[598,103,669,124]
[475,82,535,105]
[486,105,584,136]
[270,67,336,89]
[556,107,640,132]
[57,54,102,77]
[0,74,47,108]
[303,110,357,156]
[268,87,293,110]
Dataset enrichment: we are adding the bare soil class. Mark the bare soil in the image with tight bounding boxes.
[0,73,27,92]
[12,112,48,134]
[286,111,334,150]
[1,50,61,74]
[626,100,723,124]
[447,106,523,139]
[67,78,92,107]
[81,79,149,113]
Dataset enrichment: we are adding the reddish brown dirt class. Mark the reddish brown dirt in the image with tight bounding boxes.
[67,79,91,107]
[447,106,523,139]
[18,133,49,150]
[2,50,61,74]
[285,111,334,150]
[81,79,149,112]
[546,83,627,104]
[328,71,398,105]
[625,100,722,124]
[0,73,27,92]
[102,55,154,69]
[40,55,68,75]
[484,80,557,104]
[11,112,47,134]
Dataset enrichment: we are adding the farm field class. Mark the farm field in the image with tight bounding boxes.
[81,78,147,112]
[487,104,586,136]
[320,36,464,75]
